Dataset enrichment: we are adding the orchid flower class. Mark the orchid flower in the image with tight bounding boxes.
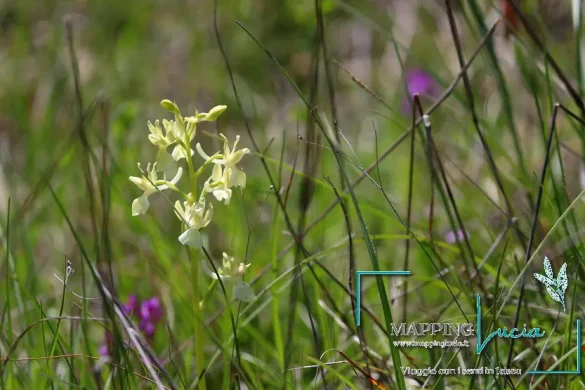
[202,252,250,280]
[129,162,183,216]
[202,163,233,205]
[175,197,213,248]
[196,133,249,200]
[218,252,250,278]
[147,119,180,171]
[130,99,250,382]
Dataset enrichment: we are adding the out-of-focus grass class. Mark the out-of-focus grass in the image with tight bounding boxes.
[2,0,585,388]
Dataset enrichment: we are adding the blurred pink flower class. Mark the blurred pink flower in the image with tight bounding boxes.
[98,344,110,357]
[99,295,164,356]
[124,294,139,317]
[402,69,440,114]
[444,229,470,244]
[98,330,114,357]
[139,297,164,338]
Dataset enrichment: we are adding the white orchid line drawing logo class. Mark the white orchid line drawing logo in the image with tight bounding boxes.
[534,257,568,312]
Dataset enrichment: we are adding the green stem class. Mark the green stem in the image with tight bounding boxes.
[270,202,284,371]
[202,279,218,305]
[181,123,206,389]
[183,143,198,200]
[190,249,207,390]
[194,152,223,180]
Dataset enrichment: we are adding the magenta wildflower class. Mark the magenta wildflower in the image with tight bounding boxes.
[402,69,440,114]
[99,295,164,356]
[139,297,164,338]
[98,344,109,357]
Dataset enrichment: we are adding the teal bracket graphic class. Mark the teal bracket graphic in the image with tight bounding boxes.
[476,295,581,374]
[355,270,410,326]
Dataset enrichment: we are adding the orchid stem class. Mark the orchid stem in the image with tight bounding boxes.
[201,279,218,308]
[183,122,207,390]
[190,249,207,390]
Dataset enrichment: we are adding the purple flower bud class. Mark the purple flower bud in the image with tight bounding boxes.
[402,69,440,114]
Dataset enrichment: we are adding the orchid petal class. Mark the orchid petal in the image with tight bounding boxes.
[171,145,194,161]
[178,228,203,248]
[132,195,150,216]
[196,143,212,160]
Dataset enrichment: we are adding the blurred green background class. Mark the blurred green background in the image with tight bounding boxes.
[2,0,585,388]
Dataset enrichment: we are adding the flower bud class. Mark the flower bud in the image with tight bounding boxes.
[161,99,180,115]
[204,105,227,121]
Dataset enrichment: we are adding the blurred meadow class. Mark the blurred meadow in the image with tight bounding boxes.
[3,0,585,388]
